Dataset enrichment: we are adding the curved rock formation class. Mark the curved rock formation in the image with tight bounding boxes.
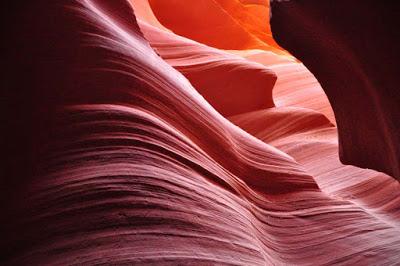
[134,18,278,116]
[270,0,400,179]
[132,0,335,122]
[2,0,400,265]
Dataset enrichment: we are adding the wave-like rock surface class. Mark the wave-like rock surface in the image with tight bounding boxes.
[134,17,277,116]
[270,0,400,180]
[2,0,400,265]
[132,0,336,123]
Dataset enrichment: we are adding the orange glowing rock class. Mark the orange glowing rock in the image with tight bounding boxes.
[147,0,288,56]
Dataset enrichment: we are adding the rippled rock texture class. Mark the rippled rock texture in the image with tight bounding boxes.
[2,0,400,265]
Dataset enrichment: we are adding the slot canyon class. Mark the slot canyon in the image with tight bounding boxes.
[2,0,400,265]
